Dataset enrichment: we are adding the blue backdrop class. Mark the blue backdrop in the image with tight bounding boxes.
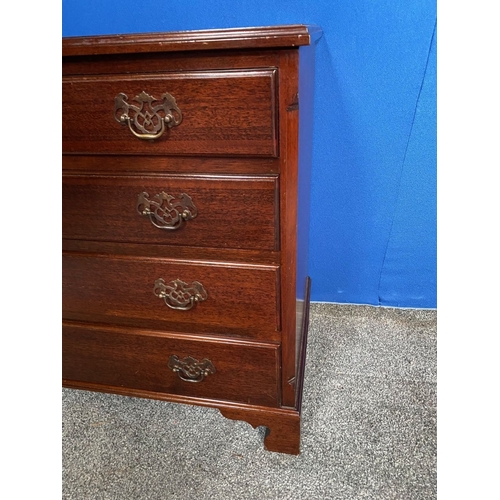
[62,0,437,308]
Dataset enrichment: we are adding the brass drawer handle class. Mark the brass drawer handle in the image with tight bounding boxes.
[137,192,197,230]
[154,278,208,311]
[114,91,182,140]
[168,355,216,383]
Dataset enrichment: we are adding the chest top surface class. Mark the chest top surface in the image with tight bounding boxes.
[62,24,322,56]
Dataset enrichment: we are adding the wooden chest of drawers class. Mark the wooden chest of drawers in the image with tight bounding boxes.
[62,25,321,455]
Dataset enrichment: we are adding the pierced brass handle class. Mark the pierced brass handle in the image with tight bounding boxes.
[154,278,207,311]
[137,192,197,230]
[168,355,216,383]
[114,91,182,140]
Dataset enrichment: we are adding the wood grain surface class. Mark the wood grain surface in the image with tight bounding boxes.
[62,25,319,56]
[63,174,279,251]
[62,253,281,340]
[63,69,277,156]
[63,321,280,407]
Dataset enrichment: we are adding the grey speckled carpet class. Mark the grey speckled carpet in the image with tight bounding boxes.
[62,303,437,500]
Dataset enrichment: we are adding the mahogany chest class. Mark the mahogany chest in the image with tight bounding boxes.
[62,25,321,454]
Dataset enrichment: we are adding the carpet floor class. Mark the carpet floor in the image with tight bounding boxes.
[62,302,437,499]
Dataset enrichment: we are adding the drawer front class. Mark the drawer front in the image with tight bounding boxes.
[62,254,280,340]
[63,69,277,156]
[63,322,280,407]
[62,174,279,251]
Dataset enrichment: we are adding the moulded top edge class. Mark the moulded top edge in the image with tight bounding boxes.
[62,24,323,57]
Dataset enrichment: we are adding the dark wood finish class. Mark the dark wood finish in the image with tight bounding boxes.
[63,321,280,407]
[63,174,279,251]
[62,253,280,340]
[63,50,282,78]
[63,69,277,156]
[62,239,280,265]
[219,405,301,455]
[62,25,321,455]
[63,155,280,175]
[62,25,321,56]
[277,49,301,407]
